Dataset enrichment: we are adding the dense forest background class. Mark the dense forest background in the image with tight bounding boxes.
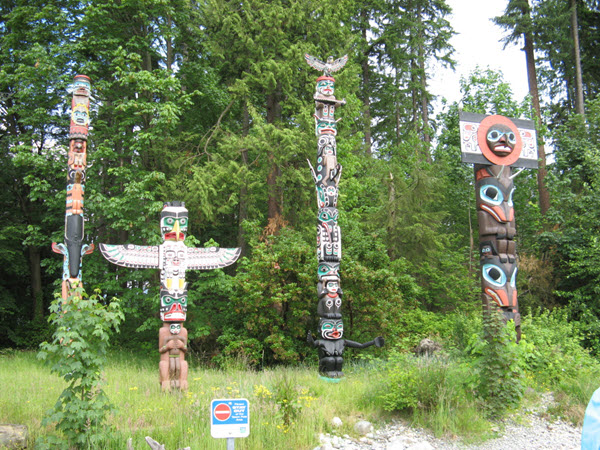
[1,0,599,365]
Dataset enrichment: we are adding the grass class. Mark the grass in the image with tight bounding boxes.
[0,350,389,449]
[1,347,594,449]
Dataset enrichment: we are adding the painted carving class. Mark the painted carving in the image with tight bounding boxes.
[459,112,538,340]
[159,322,188,390]
[99,202,241,390]
[306,55,383,379]
[52,75,95,301]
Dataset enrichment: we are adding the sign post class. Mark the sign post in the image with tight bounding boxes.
[211,398,250,448]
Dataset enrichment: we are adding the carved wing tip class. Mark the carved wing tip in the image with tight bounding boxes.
[305,53,325,70]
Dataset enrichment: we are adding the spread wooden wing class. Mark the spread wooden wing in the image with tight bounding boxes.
[186,247,241,270]
[99,243,160,269]
[305,53,326,72]
[330,55,348,73]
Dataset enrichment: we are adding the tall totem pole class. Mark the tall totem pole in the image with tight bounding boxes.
[99,203,240,390]
[459,112,538,340]
[305,54,383,379]
[52,75,95,301]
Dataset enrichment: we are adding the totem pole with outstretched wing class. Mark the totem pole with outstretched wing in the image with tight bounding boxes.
[100,202,240,390]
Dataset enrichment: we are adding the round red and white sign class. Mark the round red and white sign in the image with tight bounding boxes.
[213,402,231,421]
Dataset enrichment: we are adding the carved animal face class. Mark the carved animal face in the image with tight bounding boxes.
[318,262,339,278]
[481,258,517,308]
[169,323,182,335]
[161,203,188,241]
[320,319,343,339]
[318,208,338,226]
[476,176,515,223]
[160,289,187,322]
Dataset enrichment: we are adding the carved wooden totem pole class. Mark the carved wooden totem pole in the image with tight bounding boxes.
[52,75,95,301]
[305,54,383,379]
[459,112,538,340]
[99,202,240,390]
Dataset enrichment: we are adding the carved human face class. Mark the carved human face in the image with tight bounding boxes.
[320,319,343,339]
[317,134,336,157]
[161,204,188,241]
[169,323,182,335]
[477,115,522,166]
[486,124,517,157]
[71,103,90,126]
[325,281,339,296]
[316,79,335,96]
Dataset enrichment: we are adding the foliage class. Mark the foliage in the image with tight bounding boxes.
[273,376,304,429]
[3,351,383,449]
[218,225,314,367]
[473,311,524,417]
[518,308,600,387]
[36,285,124,448]
[379,352,491,438]
[540,97,600,353]
[0,0,599,377]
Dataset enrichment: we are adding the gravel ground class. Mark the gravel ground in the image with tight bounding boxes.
[315,393,581,450]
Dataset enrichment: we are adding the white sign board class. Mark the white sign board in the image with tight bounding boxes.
[210,398,250,439]
[459,111,538,168]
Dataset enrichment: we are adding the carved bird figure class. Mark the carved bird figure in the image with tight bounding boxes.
[305,54,348,77]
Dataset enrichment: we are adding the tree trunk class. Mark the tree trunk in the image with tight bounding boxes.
[571,0,585,116]
[28,246,43,320]
[522,3,551,216]
[387,172,396,260]
[238,100,250,255]
[266,90,283,230]
[166,15,174,72]
[360,9,372,156]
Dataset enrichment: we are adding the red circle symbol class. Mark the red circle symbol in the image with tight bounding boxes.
[214,403,231,421]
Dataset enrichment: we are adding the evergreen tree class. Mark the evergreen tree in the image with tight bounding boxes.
[0,0,78,342]
[494,0,551,215]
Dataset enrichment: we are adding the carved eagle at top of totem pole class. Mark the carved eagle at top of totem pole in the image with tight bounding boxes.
[305,54,348,77]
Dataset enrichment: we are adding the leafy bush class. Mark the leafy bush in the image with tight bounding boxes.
[37,285,123,448]
[226,226,314,366]
[379,352,489,437]
[473,311,524,416]
[519,308,600,387]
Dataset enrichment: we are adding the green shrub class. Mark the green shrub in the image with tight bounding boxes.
[519,308,600,387]
[379,352,490,437]
[36,285,123,448]
[472,311,524,416]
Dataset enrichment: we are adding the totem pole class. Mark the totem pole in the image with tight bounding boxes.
[99,202,240,390]
[52,75,95,301]
[459,112,538,340]
[305,54,383,379]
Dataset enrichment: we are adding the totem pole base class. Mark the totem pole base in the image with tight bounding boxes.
[319,375,342,383]
[482,295,521,342]
[159,322,189,391]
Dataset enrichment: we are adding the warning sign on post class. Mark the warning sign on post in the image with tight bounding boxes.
[210,398,250,438]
